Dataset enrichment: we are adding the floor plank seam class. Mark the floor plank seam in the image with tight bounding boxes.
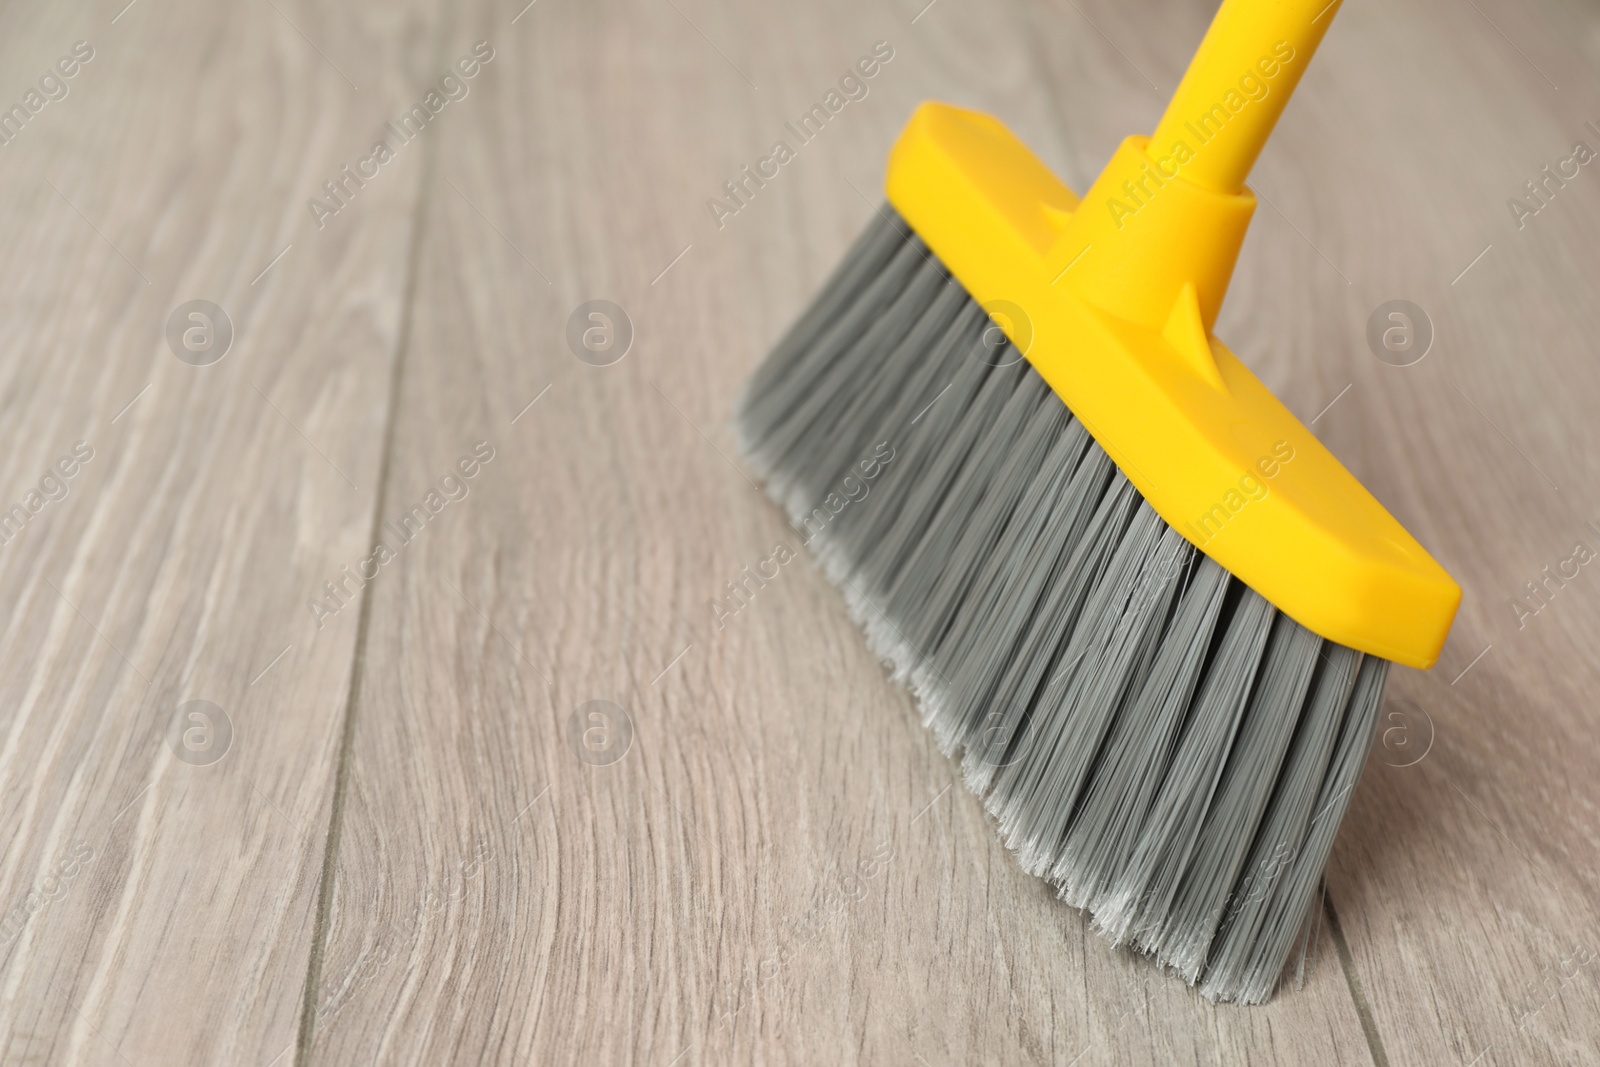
[1324,887,1391,1067]
[290,27,451,1061]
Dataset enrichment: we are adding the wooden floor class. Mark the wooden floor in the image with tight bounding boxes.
[1,0,1597,1062]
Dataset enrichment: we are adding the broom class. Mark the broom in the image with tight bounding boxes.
[733,0,1460,1003]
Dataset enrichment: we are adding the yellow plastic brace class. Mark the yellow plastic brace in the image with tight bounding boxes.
[885,0,1458,668]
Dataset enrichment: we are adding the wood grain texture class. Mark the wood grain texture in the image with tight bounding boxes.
[0,0,444,1063]
[2,0,1599,1063]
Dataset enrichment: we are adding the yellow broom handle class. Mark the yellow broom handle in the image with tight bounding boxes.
[1147,0,1340,193]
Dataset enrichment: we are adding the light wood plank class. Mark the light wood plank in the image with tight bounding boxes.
[0,0,443,1063]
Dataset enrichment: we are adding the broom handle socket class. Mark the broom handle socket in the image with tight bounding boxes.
[1147,0,1340,194]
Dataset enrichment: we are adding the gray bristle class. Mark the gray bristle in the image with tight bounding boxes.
[733,207,1395,1005]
